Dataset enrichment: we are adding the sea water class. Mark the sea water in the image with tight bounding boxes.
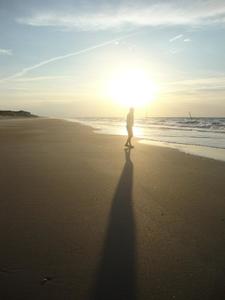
[66,117,225,162]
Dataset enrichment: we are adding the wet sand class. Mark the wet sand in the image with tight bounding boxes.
[0,118,225,300]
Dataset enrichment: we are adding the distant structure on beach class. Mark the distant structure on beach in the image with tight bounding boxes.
[0,110,38,118]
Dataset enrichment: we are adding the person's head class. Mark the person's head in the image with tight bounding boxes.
[129,107,134,114]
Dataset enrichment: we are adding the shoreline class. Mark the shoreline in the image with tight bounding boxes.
[64,118,225,163]
[139,139,225,162]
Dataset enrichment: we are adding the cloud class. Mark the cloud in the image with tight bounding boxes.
[169,34,183,42]
[17,1,225,31]
[183,38,191,42]
[0,48,12,56]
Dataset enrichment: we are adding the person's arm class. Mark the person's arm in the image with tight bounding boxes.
[131,114,134,127]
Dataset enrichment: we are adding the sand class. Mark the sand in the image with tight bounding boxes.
[0,118,224,300]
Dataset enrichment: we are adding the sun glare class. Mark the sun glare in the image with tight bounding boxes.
[107,69,157,108]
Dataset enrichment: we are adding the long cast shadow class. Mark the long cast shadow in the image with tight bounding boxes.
[92,148,136,300]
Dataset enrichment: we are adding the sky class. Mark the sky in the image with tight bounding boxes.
[0,0,225,117]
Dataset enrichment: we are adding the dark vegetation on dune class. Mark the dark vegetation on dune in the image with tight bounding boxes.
[0,110,38,118]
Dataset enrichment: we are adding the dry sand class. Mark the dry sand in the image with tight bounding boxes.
[0,118,225,300]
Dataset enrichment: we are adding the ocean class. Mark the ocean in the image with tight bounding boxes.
[66,117,225,162]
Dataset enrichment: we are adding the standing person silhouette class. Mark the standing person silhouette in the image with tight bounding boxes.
[125,107,134,148]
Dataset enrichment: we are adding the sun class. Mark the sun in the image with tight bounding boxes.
[107,69,157,108]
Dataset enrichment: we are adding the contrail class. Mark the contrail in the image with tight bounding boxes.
[0,32,136,83]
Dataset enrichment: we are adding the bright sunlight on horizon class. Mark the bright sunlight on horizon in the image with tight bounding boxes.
[107,68,157,109]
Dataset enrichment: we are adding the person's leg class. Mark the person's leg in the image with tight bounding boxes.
[129,128,133,147]
[125,126,130,146]
[125,128,134,147]
[125,136,132,146]
[129,136,134,147]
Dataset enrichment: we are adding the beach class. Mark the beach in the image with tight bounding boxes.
[0,118,225,300]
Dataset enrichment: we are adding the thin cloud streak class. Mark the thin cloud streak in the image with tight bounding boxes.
[169,34,183,42]
[161,76,225,93]
[12,76,74,82]
[0,33,135,83]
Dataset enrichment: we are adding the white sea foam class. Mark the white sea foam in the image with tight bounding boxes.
[66,117,225,162]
